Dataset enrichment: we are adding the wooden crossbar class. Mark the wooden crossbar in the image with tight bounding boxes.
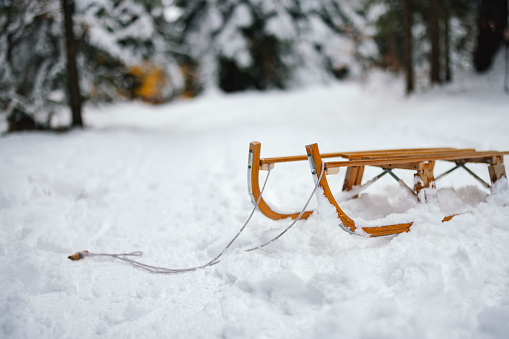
[260,152,344,165]
[357,149,476,160]
[341,148,465,159]
[259,148,465,165]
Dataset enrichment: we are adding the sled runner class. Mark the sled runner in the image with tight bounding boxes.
[248,141,509,237]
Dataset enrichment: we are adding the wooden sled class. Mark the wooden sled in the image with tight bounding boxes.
[248,141,509,237]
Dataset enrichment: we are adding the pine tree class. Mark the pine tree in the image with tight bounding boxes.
[174,0,378,92]
[0,0,183,132]
[473,0,508,72]
[370,0,405,72]
[75,0,183,103]
[371,0,477,91]
[1,0,66,131]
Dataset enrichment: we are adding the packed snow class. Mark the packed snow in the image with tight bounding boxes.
[1,62,509,338]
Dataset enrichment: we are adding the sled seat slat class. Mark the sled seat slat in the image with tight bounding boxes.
[357,149,476,160]
[340,148,466,159]
[258,148,466,166]
[324,151,509,170]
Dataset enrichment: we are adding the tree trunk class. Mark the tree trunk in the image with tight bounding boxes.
[429,0,441,84]
[62,0,83,128]
[474,0,509,72]
[386,30,400,71]
[444,3,452,82]
[402,0,414,94]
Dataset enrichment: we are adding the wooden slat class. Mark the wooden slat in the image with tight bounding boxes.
[365,150,487,170]
[341,148,460,159]
[260,149,509,165]
[360,149,476,160]
[380,163,425,170]
[456,156,504,164]
[260,152,345,165]
[325,151,509,169]
[258,147,484,165]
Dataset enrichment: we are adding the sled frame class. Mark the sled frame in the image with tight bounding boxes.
[248,141,508,237]
[248,142,450,220]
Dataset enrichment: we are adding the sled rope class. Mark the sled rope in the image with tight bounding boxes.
[246,162,325,252]
[68,162,325,274]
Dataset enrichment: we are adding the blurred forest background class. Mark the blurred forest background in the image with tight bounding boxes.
[1,0,508,132]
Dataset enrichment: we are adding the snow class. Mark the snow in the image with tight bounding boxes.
[164,5,183,23]
[1,60,509,338]
[265,11,296,40]
[216,10,253,68]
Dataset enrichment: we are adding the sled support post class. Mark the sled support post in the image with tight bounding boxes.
[342,166,365,192]
[414,161,436,202]
[488,164,506,184]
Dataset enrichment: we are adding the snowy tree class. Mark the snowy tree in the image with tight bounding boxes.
[0,0,183,132]
[0,0,66,131]
[473,0,508,72]
[75,0,183,103]
[174,0,378,92]
[371,0,477,90]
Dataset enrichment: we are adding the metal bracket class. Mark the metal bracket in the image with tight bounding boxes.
[260,163,275,171]
[387,169,417,196]
[459,164,491,189]
[352,169,390,193]
[436,163,491,189]
[435,164,461,181]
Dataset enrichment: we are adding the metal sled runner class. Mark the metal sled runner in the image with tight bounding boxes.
[248,141,509,237]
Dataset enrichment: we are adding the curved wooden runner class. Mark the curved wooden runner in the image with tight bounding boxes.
[306,143,412,237]
[248,141,314,220]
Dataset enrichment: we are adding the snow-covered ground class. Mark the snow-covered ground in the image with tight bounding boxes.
[1,61,509,338]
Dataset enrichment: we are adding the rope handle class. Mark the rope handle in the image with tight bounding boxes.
[68,251,88,261]
[67,161,325,274]
[68,251,143,261]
